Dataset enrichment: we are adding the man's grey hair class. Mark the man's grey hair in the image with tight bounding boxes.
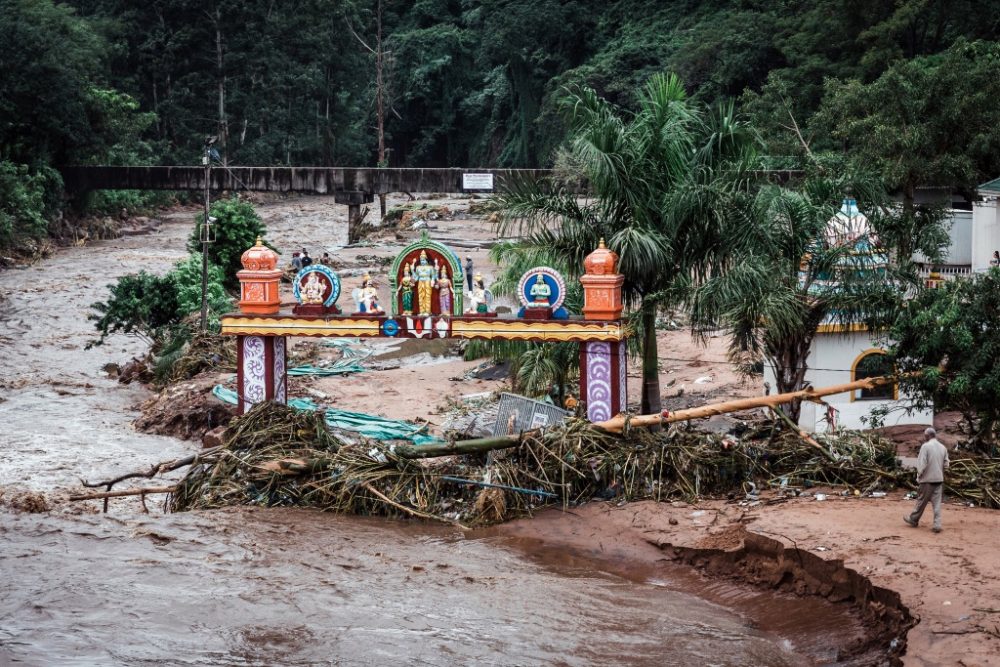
[924,427,937,438]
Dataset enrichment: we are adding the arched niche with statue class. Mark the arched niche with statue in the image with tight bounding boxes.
[388,233,463,316]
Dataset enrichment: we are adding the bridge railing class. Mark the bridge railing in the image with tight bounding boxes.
[60,166,585,196]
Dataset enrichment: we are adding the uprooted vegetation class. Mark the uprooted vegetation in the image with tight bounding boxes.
[76,402,1000,525]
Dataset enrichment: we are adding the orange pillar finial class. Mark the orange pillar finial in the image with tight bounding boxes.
[237,237,282,315]
[580,239,624,321]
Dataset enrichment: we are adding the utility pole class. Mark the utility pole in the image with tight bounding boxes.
[199,137,216,333]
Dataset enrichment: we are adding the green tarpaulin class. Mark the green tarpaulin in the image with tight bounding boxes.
[212,385,439,444]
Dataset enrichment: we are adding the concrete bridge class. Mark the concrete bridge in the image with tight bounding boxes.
[60,166,576,203]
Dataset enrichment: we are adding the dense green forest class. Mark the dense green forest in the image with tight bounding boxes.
[3,0,1000,249]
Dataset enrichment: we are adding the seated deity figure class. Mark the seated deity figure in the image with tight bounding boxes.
[528,273,552,307]
[301,272,326,304]
[354,274,383,314]
[466,274,492,314]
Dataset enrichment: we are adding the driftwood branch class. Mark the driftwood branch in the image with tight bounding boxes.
[82,447,222,489]
[69,486,176,501]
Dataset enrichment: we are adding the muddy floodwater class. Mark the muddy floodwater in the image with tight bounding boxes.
[1,199,869,665]
[2,507,864,666]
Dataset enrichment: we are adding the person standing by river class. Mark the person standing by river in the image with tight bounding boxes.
[904,427,950,533]
[465,256,474,291]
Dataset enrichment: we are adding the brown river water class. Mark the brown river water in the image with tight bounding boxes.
[1,199,870,666]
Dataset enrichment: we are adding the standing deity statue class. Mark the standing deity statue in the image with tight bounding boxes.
[412,250,437,315]
[528,273,552,307]
[398,264,415,315]
[438,269,453,315]
[301,272,326,304]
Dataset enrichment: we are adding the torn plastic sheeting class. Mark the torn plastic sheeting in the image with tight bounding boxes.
[320,339,373,359]
[287,360,366,377]
[212,385,439,444]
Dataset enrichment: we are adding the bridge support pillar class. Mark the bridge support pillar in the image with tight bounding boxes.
[579,340,627,422]
[236,335,287,414]
[348,204,361,244]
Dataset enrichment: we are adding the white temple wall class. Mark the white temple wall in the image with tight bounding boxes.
[763,330,933,433]
[972,198,1000,271]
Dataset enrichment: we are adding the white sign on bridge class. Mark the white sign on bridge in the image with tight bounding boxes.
[462,173,494,191]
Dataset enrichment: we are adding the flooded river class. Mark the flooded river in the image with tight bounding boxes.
[1,199,869,665]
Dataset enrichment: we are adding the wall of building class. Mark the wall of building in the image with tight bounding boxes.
[763,330,933,432]
[972,198,1000,271]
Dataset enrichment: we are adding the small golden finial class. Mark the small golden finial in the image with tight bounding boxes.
[255,236,263,246]
[598,238,606,249]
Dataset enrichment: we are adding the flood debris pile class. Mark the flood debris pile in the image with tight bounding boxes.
[77,402,1000,523]
[158,331,237,384]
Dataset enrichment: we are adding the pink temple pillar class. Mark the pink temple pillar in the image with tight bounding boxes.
[236,334,287,414]
[578,238,627,421]
[234,237,287,414]
[579,340,628,421]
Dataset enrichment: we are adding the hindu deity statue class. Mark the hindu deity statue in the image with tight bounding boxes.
[301,272,326,304]
[355,274,383,314]
[412,250,438,315]
[438,269,453,315]
[528,273,552,307]
[398,264,415,315]
[466,273,491,314]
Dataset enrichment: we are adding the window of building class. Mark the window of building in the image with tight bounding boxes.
[853,350,895,400]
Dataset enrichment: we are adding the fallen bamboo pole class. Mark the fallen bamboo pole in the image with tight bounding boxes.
[593,376,894,433]
[427,376,896,452]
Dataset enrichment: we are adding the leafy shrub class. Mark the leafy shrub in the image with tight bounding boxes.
[0,161,62,249]
[171,253,232,330]
[188,197,270,288]
[88,271,182,347]
[89,254,232,347]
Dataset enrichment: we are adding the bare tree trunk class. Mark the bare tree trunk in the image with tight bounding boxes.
[640,301,662,418]
[375,0,387,220]
[769,333,813,423]
[214,9,228,166]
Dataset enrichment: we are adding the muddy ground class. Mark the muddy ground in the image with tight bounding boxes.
[2,194,999,666]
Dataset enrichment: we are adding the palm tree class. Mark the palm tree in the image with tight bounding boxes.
[489,73,758,414]
[689,170,921,421]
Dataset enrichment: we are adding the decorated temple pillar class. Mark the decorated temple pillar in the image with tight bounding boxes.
[234,236,287,413]
[236,334,287,414]
[579,239,627,421]
[579,340,628,421]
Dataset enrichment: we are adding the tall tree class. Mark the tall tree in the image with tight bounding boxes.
[490,73,757,414]
[888,268,1000,454]
[813,40,1000,217]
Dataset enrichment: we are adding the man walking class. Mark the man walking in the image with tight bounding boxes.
[904,427,950,533]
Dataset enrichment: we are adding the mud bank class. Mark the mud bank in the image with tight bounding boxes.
[500,499,1000,667]
[499,507,905,666]
[657,529,912,663]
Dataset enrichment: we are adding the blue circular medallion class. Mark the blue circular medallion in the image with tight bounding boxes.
[292,265,341,307]
[382,319,400,337]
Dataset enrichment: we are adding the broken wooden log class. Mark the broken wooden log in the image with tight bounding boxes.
[69,486,177,501]
[392,435,527,459]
